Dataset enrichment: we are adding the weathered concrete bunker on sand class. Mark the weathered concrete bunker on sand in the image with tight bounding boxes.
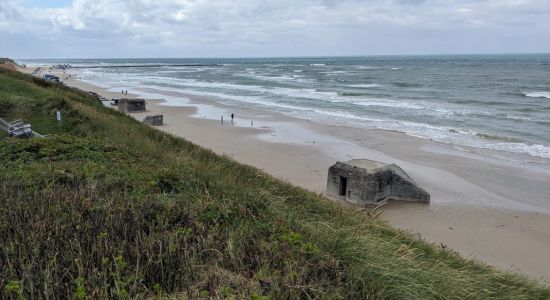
[143,114,163,126]
[118,98,146,113]
[327,159,430,206]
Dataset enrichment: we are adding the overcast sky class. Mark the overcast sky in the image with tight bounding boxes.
[1,0,549,59]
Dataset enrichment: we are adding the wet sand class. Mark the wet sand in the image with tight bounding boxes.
[27,66,550,282]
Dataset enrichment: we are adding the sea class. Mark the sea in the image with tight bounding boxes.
[20,55,550,159]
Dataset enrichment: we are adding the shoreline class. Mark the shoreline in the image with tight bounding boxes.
[27,66,550,281]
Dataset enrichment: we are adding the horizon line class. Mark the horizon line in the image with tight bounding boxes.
[13,52,550,61]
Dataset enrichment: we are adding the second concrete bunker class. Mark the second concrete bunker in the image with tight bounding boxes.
[327,159,430,206]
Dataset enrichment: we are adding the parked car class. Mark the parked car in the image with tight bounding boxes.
[44,74,60,82]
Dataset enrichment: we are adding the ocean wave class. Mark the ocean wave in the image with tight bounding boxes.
[87,71,436,112]
[353,66,382,69]
[108,74,344,104]
[374,122,550,159]
[339,92,370,97]
[352,65,400,70]
[453,99,511,106]
[514,107,541,113]
[291,111,550,159]
[310,63,326,66]
[535,119,550,125]
[73,65,550,159]
[135,80,424,117]
[501,114,550,124]
[214,89,550,158]
[392,82,422,88]
[147,76,267,93]
[266,88,339,101]
[308,92,430,110]
[137,77,341,104]
[162,88,322,114]
[471,140,550,159]
[323,70,350,75]
[351,100,424,110]
[474,132,524,143]
[235,73,313,84]
[348,84,382,88]
[156,69,201,74]
[524,91,550,99]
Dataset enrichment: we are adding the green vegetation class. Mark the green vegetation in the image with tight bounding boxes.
[1,68,549,299]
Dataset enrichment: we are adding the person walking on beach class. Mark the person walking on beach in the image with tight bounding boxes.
[231,113,234,123]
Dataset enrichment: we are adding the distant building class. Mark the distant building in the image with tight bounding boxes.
[143,114,163,126]
[326,159,430,206]
[118,98,146,113]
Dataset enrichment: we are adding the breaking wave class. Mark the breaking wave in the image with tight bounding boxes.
[524,92,550,99]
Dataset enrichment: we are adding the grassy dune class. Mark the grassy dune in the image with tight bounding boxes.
[1,68,549,299]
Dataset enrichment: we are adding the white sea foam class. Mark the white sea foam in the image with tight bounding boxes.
[235,73,313,84]
[353,66,384,69]
[156,69,201,74]
[348,84,382,88]
[524,92,550,99]
[310,63,326,66]
[359,120,550,159]
[88,71,436,112]
[75,64,550,159]
[323,70,349,75]
[137,75,334,101]
[138,75,267,93]
[505,114,533,122]
[160,85,550,158]
[351,100,424,110]
[107,74,323,103]
[353,66,400,70]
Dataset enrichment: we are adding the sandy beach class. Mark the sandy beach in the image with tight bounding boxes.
[27,66,550,282]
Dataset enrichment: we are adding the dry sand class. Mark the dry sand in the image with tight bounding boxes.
[31,67,550,282]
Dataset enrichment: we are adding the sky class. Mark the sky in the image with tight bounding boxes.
[1,0,549,59]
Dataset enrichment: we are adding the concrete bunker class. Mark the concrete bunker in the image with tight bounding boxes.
[327,159,430,206]
[143,114,163,126]
[118,98,146,113]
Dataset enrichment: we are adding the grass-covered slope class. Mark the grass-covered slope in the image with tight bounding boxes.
[0,68,549,299]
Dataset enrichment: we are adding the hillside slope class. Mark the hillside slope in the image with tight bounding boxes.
[1,68,549,299]
[0,58,18,71]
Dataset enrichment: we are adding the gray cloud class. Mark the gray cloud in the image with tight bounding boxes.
[1,0,549,58]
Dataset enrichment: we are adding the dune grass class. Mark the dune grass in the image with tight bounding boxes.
[1,68,549,299]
